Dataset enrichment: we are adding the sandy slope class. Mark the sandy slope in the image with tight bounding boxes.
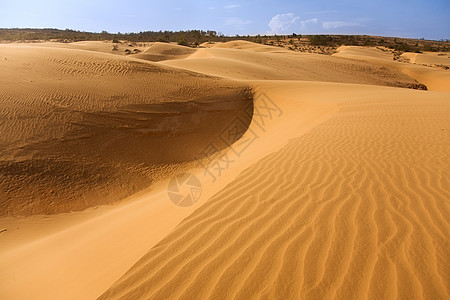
[1,41,449,299]
[2,40,152,56]
[133,42,197,61]
[162,41,423,89]
[334,46,450,92]
[0,44,252,215]
[0,80,337,300]
[401,51,450,67]
[100,82,450,300]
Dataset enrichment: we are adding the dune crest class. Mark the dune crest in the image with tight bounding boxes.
[133,42,197,61]
[0,45,252,216]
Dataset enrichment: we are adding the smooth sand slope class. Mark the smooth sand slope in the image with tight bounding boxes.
[162,41,424,89]
[0,41,449,299]
[133,42,197,62]
[334,46,450,92]
[101,82,450,300]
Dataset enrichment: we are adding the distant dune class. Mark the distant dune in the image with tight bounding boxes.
[401,51,450,67]
[334,46,450,92]
[134,42,197,61]
[164,40,426,89]
[0,41,449,300]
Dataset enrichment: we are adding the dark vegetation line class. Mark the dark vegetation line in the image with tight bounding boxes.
[1,28,449,53]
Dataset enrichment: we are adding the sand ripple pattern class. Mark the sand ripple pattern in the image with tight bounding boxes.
[0,46,251,216]
[100,92,449,299]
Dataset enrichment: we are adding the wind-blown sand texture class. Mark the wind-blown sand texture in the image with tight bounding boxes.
[0,44,252,215]
[0,41,449,300]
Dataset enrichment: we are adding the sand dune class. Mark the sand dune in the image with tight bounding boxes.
[99,82,450,300]
[335,46,450,92]
[163,41,424,89]
[211,40,292,53]
[1,41,449,300]
[133,42,197,61]
[0,80,337,300]
[401,51,450,67]
[3,40,151,56]
[0,44,251,216]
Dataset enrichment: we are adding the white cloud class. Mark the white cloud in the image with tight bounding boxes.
[268,13,299,34]
[224,4,241,9]
[268,13,364,34]
[322,21,362,29]
[300,18,319,28]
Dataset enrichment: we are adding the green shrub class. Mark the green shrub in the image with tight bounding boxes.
[178,40,190,47]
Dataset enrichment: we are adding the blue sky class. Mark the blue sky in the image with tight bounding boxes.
[1,0,449,40]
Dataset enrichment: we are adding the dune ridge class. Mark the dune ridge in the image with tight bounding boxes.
[0,44,252,216]
[133,42,197,62]
[100,82,450,300]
